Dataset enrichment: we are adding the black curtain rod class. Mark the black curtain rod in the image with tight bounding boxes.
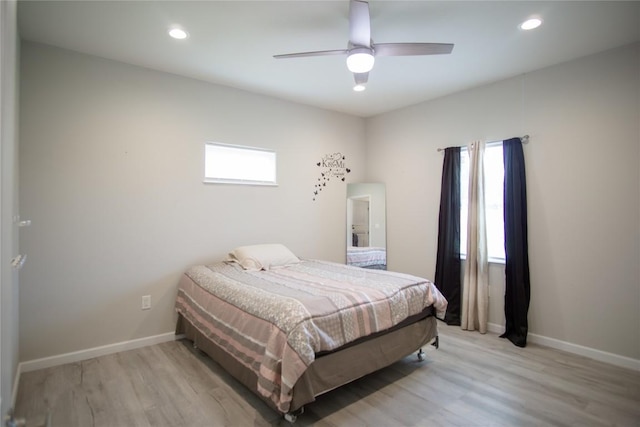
[437,135,529,152]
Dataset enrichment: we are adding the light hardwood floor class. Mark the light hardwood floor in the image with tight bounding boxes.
[15,323,640,427]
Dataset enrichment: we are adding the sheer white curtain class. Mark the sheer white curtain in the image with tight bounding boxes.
[462,141,489,333]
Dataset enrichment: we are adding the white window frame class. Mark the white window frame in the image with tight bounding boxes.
[204,142,277,186]
[460,141,506,264]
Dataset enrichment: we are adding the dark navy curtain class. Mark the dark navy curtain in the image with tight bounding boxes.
[500,138,530,347]
[434,147,461,325]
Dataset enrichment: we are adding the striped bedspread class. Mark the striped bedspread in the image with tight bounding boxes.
[347,246,387,267]
[174,259,447,414]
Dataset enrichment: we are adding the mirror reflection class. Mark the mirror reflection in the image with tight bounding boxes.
[346,183,386,270]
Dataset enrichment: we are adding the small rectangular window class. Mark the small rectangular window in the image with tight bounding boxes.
[204,142,277,186]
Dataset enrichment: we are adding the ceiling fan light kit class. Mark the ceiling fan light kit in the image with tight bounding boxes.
[274,0,454,88]
[346,48,375,73]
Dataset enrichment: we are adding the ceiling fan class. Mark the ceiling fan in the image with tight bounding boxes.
[274,0,454,89]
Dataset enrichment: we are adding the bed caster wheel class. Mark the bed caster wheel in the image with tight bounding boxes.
[417,348,425,361]
[284,407,304,423]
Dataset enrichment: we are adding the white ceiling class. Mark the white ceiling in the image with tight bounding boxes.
[17,1,640,117]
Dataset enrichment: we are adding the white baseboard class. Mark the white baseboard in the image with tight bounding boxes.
[486,322,504,335]
[18,332,181,374]
[487,322,640,371]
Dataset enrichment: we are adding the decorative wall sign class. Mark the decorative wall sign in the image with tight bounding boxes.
[313,152,351,201]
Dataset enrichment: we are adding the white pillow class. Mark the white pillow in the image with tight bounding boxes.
[227,244,300,271]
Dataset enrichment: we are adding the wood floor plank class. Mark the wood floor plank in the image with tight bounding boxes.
[14,323,640,426]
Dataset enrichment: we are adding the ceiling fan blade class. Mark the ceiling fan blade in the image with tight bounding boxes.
[373,43,454,57]
[274,49,348,59]
[349,0,371,47]
[354,72,369,85]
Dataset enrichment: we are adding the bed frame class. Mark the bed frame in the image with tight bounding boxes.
[176,307,439,422]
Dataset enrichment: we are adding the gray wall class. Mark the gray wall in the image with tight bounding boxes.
[18,40,640,365]
[366,43,640,360]
[19,42,366,361]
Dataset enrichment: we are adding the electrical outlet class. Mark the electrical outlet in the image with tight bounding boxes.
[141,295,151,310]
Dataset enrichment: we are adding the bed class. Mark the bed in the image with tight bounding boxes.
[174,244,447,421]
[346,245,387,269]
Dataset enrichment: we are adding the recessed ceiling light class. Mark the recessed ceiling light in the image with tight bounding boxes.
[520,18,542,31]
[168,27,188,40]
[353,84,366,92]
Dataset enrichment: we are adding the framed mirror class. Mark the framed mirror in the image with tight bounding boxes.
[346,183,386,269]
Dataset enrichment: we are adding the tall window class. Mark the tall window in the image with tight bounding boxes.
[204,142,277,186]
[460,142,505,261]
